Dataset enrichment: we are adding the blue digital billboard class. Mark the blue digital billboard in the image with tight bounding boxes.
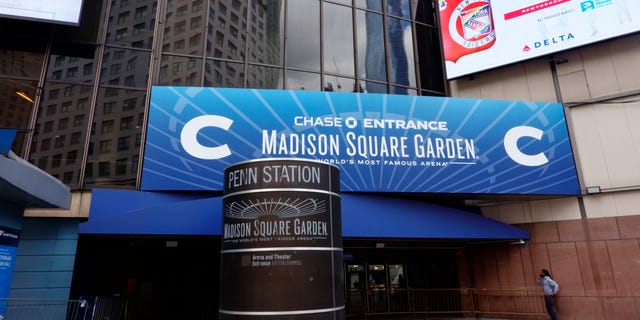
[142,87,580,195]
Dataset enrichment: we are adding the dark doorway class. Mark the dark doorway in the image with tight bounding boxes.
[70,235,220,320]
[343,240,462,318]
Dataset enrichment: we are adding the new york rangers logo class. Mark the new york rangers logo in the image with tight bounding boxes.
[440,0,497,62]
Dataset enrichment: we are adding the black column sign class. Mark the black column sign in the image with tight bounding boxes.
[220,158,343,320]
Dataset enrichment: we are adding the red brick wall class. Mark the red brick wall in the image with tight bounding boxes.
[465,216,640,320]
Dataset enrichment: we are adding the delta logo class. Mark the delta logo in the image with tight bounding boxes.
[522,33,575,52]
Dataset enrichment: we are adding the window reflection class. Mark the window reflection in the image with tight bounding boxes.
[415,24,446,94]
[386,16,416,92]
[0,78,37,155]
[386,0,411,19]
[356,0,382,11]
[362,81,386,94]
[30,82,93,188]
[206,0,247,61]
[163,0,206,55]
[100,48,151,88]
[84,88,146,188]
[0,50,44,80]
[356,10,387,82]
[248,1,284,67]
[286,0,320,71]
[285,70,320,91]
[324,3,355,77]
[158,55,202,86]
[323,76,355,93]
[106,0,157,49]
[413,0,437,25]
[246,64,283,89]
[204,60,244,87]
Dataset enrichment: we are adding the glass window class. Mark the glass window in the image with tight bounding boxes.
[100,48,151,87]
[285,70,320,91]
[47,105,58,116]
[116,158,128,175]
[37,157,48,170]
[118,136,131,151]
[362,81,387,94]
[204,60,244,88]
[58,118,69,130]
[62,171,74,184]
[99,139,112,153]
[52,154,63,168]
[356,10,387,82]
[98,161,111,177]
[386,16,416,88]
[101,120,115,134]
[55,135,66,148]
[246,65,283,89]
[70,132,82,145]
[356,0,382,11]
[0,50,44,78]
[413,0,436,25]
[44,121,54,133]
[158,55,203,86]
[247,0,283,66]
[66,150,78,165]
[368,264,386,289]
[323,75,355,93]
[73,115,85,127]
[206,5,246,61]
[85,88,145,188]
[40,139,51,151]
[323,3,355,77]
[386,0,410,19]
[286,0,320,71]
[415,24,445,95]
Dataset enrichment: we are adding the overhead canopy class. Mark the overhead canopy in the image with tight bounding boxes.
[81,189,529,240]
[342,193,529,240]
[0,150,71,209]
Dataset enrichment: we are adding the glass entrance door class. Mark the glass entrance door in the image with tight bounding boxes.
[367,264,387,312]
[346,264,365,314]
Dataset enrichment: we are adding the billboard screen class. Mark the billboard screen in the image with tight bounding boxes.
[439,0,640,79]
[0,0,83,25]
[142,87,580,195]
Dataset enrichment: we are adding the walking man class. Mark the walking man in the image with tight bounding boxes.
[538,269,559,320]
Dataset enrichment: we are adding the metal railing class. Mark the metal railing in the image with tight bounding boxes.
[347,288,548,319]
[0,298,90,320]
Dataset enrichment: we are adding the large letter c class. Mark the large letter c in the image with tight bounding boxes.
[504,126,549,167]
[181,115,233,160]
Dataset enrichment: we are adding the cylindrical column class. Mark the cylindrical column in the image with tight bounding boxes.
[220,158,343,320]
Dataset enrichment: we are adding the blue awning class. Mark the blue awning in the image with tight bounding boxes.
[81,189,529,240]
[342,193,529,240]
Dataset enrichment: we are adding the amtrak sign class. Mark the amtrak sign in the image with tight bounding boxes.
[142,87,580,195]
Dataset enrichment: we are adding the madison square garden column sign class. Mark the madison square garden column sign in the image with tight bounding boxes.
[220,158,343,319]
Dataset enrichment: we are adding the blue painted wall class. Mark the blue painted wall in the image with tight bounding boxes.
[9,218,79,300]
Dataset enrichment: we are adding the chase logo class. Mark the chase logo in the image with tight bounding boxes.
[181,115,233,160]
[504,126,548,167]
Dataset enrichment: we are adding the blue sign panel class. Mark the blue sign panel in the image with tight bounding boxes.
[0,226,20,318]
[142,87,580,195]
[0,129,17,156]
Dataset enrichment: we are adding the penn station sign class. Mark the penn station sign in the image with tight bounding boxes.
[142,87,580,195]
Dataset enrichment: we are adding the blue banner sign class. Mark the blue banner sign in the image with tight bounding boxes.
[0,226,20,317]
[142,87,580,195]
[0,129,17,156]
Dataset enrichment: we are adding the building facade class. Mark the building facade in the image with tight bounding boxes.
[0,0,639,319]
